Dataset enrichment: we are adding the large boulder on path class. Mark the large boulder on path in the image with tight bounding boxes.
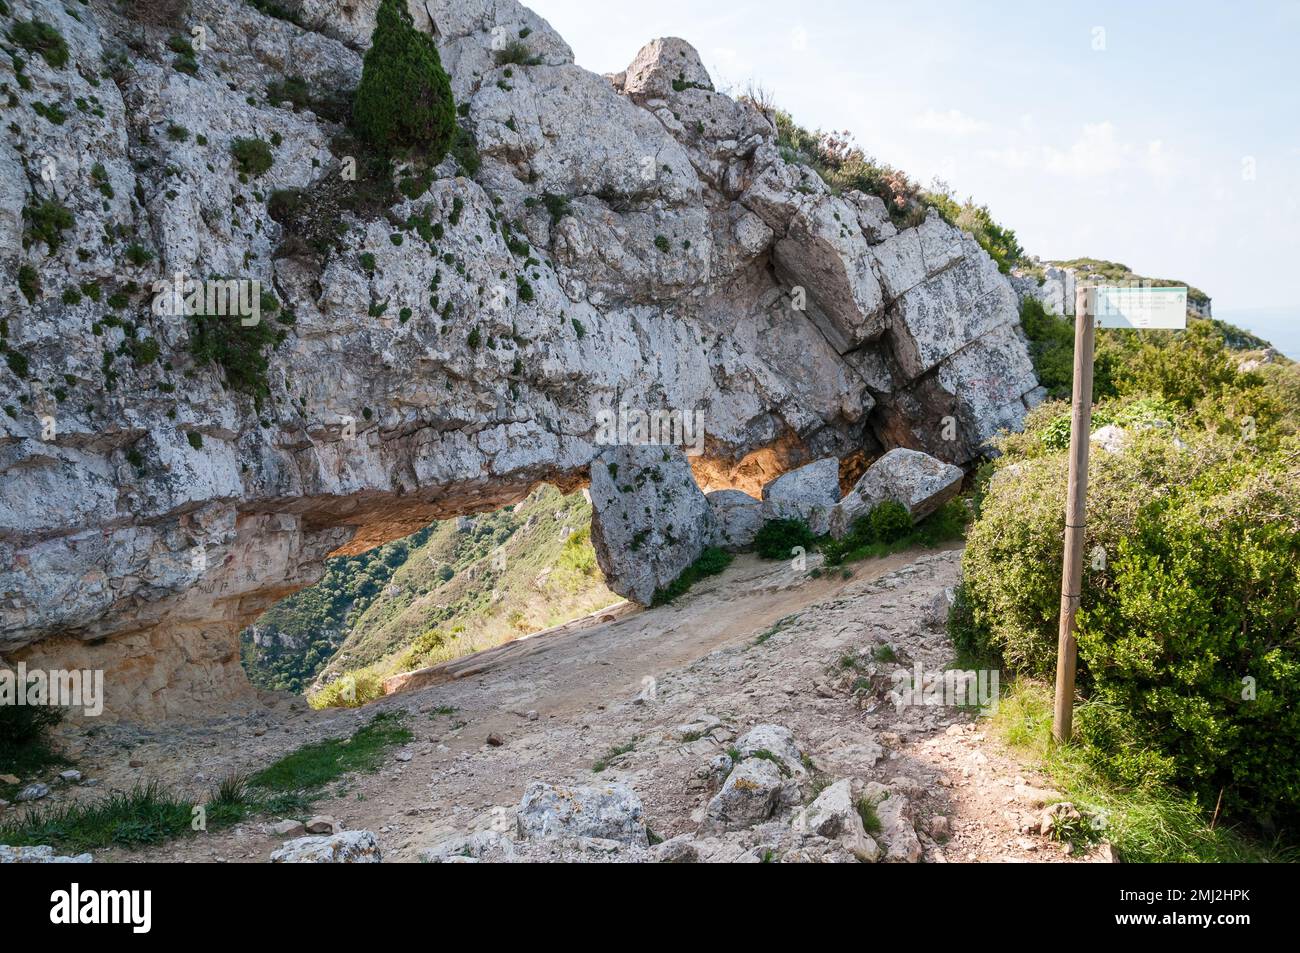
[589,445,716,605]
[830,448,963,538]
[516,781,649,846]
[269,830,382,863]
[760,457,841,535]
[707,489,765,550]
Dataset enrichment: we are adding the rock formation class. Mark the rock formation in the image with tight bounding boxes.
[0,0,1039,718]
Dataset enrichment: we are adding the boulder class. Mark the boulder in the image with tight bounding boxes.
[269,830,382,863]
[267,819,306,837]
[707,489,765,550]
[651,835,700,863]
[0,844,93,863]
[793,779,881,862]
[304,815,340,834]
[760,457,841,536]
[864,783,922,863]
[830,448,963,538]
[621,37,714,98]
[589,445,716,606]
[419,830,517,863]
[16,783,49,802]
[734,724,806,777]
[701,757,784,833]
[516,781,649,846]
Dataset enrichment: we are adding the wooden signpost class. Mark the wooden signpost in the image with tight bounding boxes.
[1051,283,1188,744]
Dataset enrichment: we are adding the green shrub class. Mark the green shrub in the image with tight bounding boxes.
[754,518,815,560]
[17,264,39,302]
[867,500,912,542]
[12,20,69,69]
[960,415,1300,826]
[0,704,64,778]
[1019,297,1075,399]
[187,305,280,408]
[822,498,967,565]
[230,137,273,176]
[23,198,74,252]
[450,123,480,175]
[352,0,456,160]
[308,668,386,709]
[493,39,542,67]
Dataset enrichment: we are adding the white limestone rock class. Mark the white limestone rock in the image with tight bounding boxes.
[269,830,382,863]
[589,445,716,606]
[830,448,964,538]
[516,781,649,846]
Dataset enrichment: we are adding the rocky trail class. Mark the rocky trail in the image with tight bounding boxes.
[32,546,1098,863]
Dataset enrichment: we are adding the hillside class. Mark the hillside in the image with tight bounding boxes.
[313,485,616,695]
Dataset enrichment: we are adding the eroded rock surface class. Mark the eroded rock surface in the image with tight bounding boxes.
[1,0,1038,718]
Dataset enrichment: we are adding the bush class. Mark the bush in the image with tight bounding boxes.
[352,0,456,160]
[230,137,273,177]
[1020,297,1075,399]
[493,40,542,67]
[867,500,912,542]
[308,668,386,709]
[23,198,74,252]
[187,305,280,408]
[822,498,967,565]
[754,518,816,560]
[124,0,190,27]
[960,415,1300,826]
[12,20,69,68]
[652,546,733,605]
[0,704,63,772]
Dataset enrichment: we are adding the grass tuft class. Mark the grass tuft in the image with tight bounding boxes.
[992,681,1294,863]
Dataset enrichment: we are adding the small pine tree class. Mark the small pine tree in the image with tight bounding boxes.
[353,0,456,160]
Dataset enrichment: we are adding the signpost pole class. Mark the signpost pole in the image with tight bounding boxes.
[1052,285,1095,744]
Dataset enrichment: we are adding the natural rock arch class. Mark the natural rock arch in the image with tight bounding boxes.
[0,2,1040,720]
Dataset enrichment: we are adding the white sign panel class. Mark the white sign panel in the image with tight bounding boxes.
[1093,286,1188,329]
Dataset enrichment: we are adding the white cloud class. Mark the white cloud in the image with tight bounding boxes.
[791,26,808,52]
[980,122,1178,181]
[911,108,990,136]
[1044,122,1127,176]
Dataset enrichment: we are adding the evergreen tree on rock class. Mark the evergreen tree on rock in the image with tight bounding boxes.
[353,0,456,160]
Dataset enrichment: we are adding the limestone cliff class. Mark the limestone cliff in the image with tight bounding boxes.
[0,0,1040,718]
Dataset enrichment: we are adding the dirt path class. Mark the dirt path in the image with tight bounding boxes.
[37,546,1089,863]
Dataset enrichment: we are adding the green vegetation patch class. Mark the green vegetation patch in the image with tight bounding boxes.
[12,20,69,69]
[247,711,412,793]
[652,546,733,605]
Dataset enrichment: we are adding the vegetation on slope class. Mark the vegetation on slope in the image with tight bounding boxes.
[240,486,617,709]
[955,314,1300,835]
[241,527,434,694]
[767,108,1024,273]
[0,712,411,852]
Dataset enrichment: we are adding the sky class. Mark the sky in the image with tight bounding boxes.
[528,0,1300,355]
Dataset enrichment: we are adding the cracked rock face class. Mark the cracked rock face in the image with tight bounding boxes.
[0,0,1038,719]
